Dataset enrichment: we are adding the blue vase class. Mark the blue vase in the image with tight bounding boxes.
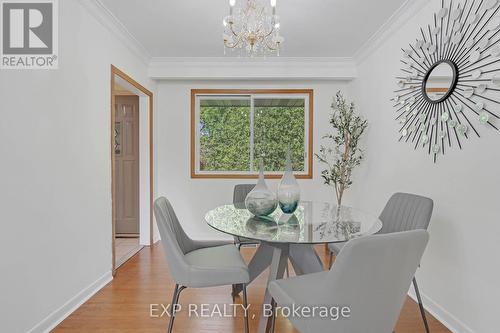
[245,160,278,217]
[277,148,300,214]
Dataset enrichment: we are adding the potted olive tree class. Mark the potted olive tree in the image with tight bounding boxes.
[315,91,368,211]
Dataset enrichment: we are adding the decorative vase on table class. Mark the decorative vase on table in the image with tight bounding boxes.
[245,160,277,217]
[277,148,300,214]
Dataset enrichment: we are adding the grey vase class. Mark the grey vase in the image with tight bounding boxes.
[245,160,278,217]
[277,148,300,214]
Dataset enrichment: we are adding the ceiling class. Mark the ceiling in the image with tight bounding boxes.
[100,0,408,58]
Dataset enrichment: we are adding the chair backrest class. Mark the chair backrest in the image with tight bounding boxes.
[315,230,429,333]
[233,184,255,208]
[153,197,197,284]
[379,192,433,234]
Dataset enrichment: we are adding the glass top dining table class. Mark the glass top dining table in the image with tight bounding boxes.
[205,201,382,333]
[205,201,383,244]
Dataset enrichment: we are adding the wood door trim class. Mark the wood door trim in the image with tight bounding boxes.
[190,89,314,179]
[111,65,154,276]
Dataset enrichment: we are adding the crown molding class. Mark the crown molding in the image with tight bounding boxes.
[150,56,353,63]
[79,0,432,78]
[77,0,151,65]
[353,0,432,65]
[148,57,357,80]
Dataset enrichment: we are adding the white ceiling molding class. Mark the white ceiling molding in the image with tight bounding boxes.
[77,0,151,65]
[353,0,431,65]
[148,57,357,81]
[80,0,431,79]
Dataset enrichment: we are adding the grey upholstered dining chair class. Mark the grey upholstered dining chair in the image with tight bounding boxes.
[269,230,429,333]
[154,197,250,333]
[328,192,434,333]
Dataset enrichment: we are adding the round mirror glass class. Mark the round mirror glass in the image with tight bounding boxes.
[423,61,457,103]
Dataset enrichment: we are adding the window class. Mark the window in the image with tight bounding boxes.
[191,89,313,178]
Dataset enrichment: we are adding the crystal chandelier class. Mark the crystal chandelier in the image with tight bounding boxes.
[223,0,284,56]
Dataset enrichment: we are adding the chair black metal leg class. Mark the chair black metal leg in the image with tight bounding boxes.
[168,284,186,333]
[242,284,249,333]
[234,241,242,299]
[270,298,276,333]
[413,277,430,333]
[232,284,237,301]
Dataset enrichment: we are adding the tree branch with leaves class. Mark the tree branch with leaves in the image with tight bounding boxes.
[315,91,368,207]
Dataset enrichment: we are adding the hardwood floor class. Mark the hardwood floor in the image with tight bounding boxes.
[54,243,450,333]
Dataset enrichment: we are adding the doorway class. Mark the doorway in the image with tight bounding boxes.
[111,65,154,274]
[114,94,141,267]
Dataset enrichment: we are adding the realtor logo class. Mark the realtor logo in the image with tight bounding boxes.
[1,0,58,69]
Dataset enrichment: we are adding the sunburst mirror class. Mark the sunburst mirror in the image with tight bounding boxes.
[393,0,500,162]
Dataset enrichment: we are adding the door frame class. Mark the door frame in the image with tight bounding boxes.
[111,65,154,275]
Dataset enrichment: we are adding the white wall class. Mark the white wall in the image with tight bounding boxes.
[348,1,500,332]
[156,80,353,240]
[0,1,154,332]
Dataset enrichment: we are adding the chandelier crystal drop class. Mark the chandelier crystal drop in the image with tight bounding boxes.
[223,0,284,56]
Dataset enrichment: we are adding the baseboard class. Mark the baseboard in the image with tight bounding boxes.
[115,233,139,238]
[28,271,113,333]
[152,234,160,244]
[408,289,475,333]
[115,245,144,268]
